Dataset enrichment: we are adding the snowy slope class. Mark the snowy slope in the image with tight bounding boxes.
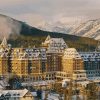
[38,19,100,40]
[72,19,100,40]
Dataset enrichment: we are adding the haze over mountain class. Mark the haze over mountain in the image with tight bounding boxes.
[0,14,81,39]
[0,14,21,39]
[0,14,51,39]
[38,22,72,34]
[37,20,82,34]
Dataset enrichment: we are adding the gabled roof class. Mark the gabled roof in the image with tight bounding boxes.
[45,36,68,53]
[0,89,29,97]
[45,35,51,41]
[79,52,100,61]
[11,48,47,60]
[63,48,82,59]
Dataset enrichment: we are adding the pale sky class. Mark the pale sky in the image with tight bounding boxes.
[0,0,100,26]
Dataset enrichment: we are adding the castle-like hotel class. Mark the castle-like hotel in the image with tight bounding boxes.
[0,36,100,83]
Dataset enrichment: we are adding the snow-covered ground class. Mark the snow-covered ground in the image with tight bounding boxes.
[22,80,55,87]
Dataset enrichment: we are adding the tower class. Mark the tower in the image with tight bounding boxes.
[0,37,8,49]
[0,37,10,76]
[42,35,51,48]
[0,53,8,76]
[45,35,51,41]
[62,48,86,80]
[95,40,100,51]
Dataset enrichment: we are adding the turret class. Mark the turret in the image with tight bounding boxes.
[0,37,11,51]
[0,37,8,48]
[95,40,100,51]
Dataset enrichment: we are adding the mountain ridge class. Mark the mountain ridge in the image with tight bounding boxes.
[71,19,100,40]
[37,19,100,40]
[0,14,98,51]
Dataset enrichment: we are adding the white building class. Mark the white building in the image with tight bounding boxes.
[0,89,35,100]
[42,35,68,53]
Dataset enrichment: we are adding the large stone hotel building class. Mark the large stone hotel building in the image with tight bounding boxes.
[0,36,100,82]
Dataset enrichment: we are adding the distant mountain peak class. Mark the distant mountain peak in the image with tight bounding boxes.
[71,19,100,40]
[0,14,100,41]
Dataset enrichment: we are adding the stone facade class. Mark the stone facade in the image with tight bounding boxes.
[0,36,99,82]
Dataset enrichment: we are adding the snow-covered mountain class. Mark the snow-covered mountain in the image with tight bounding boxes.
[71,19,100,40]
[38,21,80,34]
[0,13,100,40]
[38,19,100,40]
